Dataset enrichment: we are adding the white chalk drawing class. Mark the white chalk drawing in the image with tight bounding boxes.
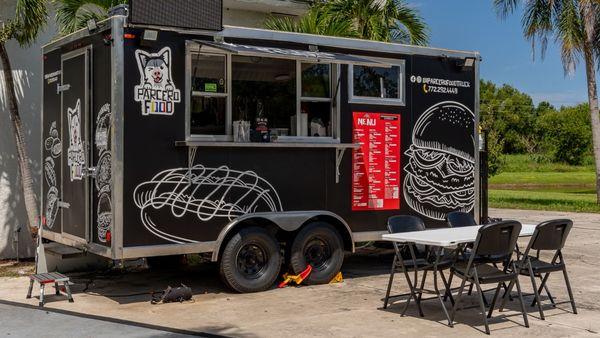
[46,187,59,229]
[95,152,112,192]
[403,101,475,220]
[44,121,62,158]
[44,121,61,229]
[133,165,283,243]
[97,192,112,243]
[95,103,112,243]
[67,99,85,181]
[44,157,57,188]
[134,47,181,116]
[95,103,110,148]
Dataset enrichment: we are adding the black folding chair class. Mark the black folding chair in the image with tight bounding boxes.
[504,219,577,320]
[446,211,508,302]
[446,211,478,298]
[383,215,455,325]
[449,220,529,335]
[447,211,477,228]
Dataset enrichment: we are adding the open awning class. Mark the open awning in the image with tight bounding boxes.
[194,40,389,67]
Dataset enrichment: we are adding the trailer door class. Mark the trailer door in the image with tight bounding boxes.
[60,47,91,243]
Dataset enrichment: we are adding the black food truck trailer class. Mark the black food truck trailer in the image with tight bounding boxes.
[40,2,483,292]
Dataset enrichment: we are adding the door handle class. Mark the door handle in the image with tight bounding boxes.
[57,201,71,209]
[84,166,97,178]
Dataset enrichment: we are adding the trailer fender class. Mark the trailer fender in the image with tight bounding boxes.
[211,211,354,262]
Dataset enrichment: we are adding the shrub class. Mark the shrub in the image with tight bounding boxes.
[538,104,592,165]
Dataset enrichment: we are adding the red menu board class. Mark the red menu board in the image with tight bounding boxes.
[352,112,401,211]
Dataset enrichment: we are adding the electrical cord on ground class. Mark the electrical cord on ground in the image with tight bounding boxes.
[73,278,160,298]
[84,290,161,298]
[70,276,195,304]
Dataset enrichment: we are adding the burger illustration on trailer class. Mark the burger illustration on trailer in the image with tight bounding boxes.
[403,101,475,221]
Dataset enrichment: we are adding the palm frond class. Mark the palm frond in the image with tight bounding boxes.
[264,16,300,33]
[521,0,554,59]
[54,0,126,35]
[389,0,429,45]
[554,0,583,74]
[390,28,410,43]
[13,0,48,46]
[309,0,428,44]
[265,9,357,38]
[495,0,600,76]
[494,0,520,18]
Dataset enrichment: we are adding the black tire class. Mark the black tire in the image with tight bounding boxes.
[219,227,282,293]
[290,222,344,285]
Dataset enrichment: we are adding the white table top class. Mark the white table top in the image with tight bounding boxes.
[381,223,537,247]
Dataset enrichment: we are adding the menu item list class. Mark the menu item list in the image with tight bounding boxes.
[351,112,401,211]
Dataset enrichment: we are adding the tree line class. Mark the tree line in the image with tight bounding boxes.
[481,80,592,176]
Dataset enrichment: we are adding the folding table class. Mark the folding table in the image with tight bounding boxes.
[381,223,537,326]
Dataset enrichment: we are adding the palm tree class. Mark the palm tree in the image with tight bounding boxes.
[54,0,126,35]
[266,0,429,45]
[0,0,49,240]
[265,8,358,38]
[494,0,600,204]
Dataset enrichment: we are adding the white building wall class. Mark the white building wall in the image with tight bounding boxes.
[224,8,277,28]
[223,0,307,27]
[0,2,58,259]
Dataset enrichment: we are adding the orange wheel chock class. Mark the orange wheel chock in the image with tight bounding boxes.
[329,272,343,284]
[278,265,312,288]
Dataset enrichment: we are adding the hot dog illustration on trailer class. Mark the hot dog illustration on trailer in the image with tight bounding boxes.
[133,165,283,243]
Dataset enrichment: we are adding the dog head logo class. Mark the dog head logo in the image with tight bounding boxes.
[138,48,170,87]
[134,47,181,116]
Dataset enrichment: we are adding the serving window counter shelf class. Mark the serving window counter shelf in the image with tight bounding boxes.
[40,2,482,294]
[175,140,360,183]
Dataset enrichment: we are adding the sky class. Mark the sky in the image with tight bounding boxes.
[415,0,589,107]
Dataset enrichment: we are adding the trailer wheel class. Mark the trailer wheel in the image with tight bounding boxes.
[290,222,344,285]
[219,227,281,293]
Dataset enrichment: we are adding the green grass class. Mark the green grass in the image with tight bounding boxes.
[499,154,595,172]
[489,189,600,213]
[489,171,595,186]
[488,154,599,213]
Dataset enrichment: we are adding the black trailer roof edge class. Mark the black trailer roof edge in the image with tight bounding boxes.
[42,16,124,53]
[43,15,480,60]
[219,25,481,59]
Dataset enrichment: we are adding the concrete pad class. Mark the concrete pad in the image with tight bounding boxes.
[0,208,598,337]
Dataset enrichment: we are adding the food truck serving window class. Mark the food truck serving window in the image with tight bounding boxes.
[232,55,296,139]
[186,40,386,142]
[190,53,228,136]
[300,62,333,138]
[349,59,406,106]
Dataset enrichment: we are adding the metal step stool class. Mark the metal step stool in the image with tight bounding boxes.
[26,272,74,307]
